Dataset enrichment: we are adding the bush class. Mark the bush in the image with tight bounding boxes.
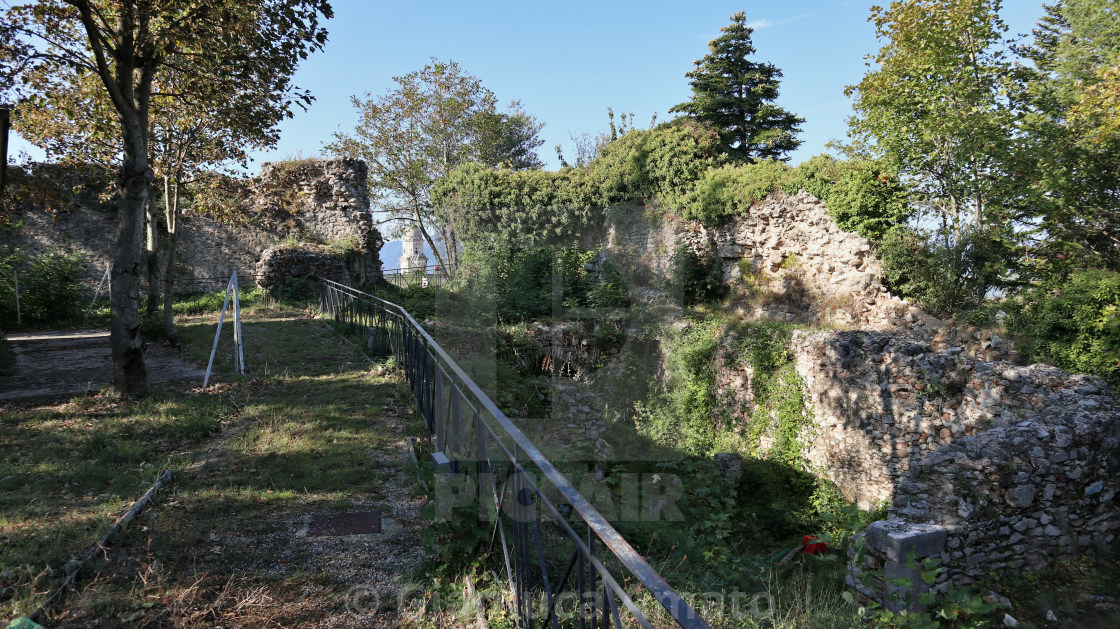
[452,244,630,323]
[878,226,1013,318]
[668,244,726,305]
[0,247,20,327]
[589,118,726,206]
[1009,269,1120,390]
[681,160,793,225]
[638,319,723,454]
[0,247,86,328]
[783,154,911,243]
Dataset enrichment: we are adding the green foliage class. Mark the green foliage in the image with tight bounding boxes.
[878,226,1014,318]
[19,250,85,325]
[434,164,603,247]
[784,154,912,243]
[734,457,825,547]
[668,245,726,305]
[1008,269,1120,389]
[587,118,726,206]
[0,247,85,328]
[728,321,812,465]
[681,160,793,225]
[1014,0,1120,275]
[638,319,722,454]
[845,0,1015,235]
[417,471,490,577]
[846,551,998,628]
[326,58,545,270]
[670,11,804,162]
[434,119,724,246]
[450,244,629,323]
[0,247,20,328]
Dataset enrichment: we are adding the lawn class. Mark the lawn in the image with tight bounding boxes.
[0,305,425,627]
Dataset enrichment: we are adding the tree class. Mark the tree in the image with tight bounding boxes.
[473,100,545,171]
[325,59,544,273]
[845,0,1015,236]
[13,66,272,347]
[1015,0,1120,275]
[670,11,804,162]
[1,0,332,396]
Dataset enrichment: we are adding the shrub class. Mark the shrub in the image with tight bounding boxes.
[1009,269,1120,389]
[681,160,793,225]
[0,248,85,328]
[878,226,1013,318]
[586,260,630,308]
[589,118,726,206]
[638,319,723,454]
[0,247,20,327]
[668,244,726,305]
[784,154,911,243]
[453,244,630,323]
[434,120,726,246]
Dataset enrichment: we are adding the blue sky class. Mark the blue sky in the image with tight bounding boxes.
[9,1,1048,170]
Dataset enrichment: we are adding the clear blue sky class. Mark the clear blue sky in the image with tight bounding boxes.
[8,0,1048,170]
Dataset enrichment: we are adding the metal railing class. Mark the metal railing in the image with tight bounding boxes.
[317,278,709,629]
[380,264,450,289]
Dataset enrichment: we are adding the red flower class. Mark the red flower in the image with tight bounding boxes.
[801,535,828,555]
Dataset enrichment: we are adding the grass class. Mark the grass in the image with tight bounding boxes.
[0,301,423,626]
[992,555,1120,628]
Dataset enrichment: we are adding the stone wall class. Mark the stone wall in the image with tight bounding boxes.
[3,158,381,290]
[774,328,1120,595]
[601,191,1120,593]
[605,192,941,335]
[850,372,1119,599]
[787,330,1120,509]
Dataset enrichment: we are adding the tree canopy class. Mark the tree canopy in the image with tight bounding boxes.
[325,59,545,273]
[845,0,1015,235]
[1,0,333,395]
[1015,0,1120,276]
[670,11,804,162]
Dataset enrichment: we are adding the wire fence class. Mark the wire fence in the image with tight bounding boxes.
[317,277,710,629]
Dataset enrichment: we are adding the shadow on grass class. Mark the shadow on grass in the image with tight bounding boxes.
[0,308,411,622]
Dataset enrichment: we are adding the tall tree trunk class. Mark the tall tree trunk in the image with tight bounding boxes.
[144,193,160,317]
[161,229,179,347]
[161,174,180,347]
[112,115,151,397]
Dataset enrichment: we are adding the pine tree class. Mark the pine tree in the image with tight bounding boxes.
[670,11,804,162]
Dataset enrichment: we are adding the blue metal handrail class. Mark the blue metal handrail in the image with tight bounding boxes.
[316,278,710,629]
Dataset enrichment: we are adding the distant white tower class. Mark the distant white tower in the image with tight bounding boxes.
[399,226,428,271]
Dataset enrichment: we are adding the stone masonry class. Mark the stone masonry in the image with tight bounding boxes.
[606,192,942,334]
[5,158,381,289]
[602,191,1120,596]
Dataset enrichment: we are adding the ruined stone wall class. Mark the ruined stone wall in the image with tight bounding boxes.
[606,192,941,334]
[4,158,381,290]
[787,330,1120,509]
[778,329,1120,592]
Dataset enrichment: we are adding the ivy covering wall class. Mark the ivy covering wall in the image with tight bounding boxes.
[433,119,910,247]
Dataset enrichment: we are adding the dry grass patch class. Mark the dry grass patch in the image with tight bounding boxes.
[1,308,425,627]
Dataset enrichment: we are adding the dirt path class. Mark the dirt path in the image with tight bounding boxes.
[0,330,205,403]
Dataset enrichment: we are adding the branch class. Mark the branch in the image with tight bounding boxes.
[64,0,130,114]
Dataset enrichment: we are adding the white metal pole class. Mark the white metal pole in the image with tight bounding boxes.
[86,264,110,316]
[232,269,245,375]
[203,275,235,387]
